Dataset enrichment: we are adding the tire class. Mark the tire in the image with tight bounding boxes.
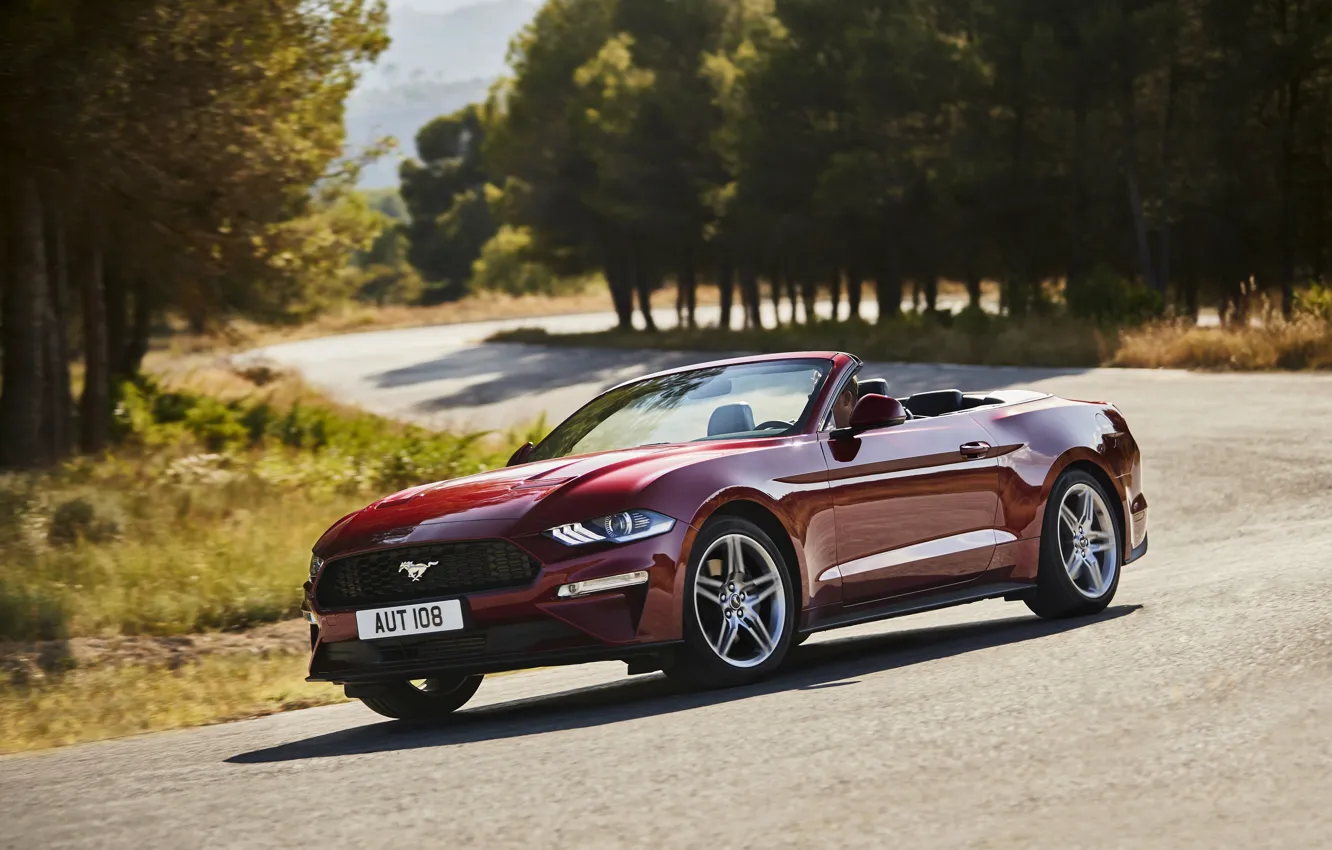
[355,674,484,721]
[665,516,797,689]
[1026,469,1123,619]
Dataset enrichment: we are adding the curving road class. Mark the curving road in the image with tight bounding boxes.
[4,310,1332,849]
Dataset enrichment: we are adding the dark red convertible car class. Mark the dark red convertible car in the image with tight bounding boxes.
[304,352,1148,719]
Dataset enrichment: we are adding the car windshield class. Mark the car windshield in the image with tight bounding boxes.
[530,359,832,461]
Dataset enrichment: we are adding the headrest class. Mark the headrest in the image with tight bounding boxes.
[858,378,889,398]
[708,402,755,437]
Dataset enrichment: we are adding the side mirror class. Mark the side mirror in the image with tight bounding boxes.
[831,394,907,440]
[506,442,535,467]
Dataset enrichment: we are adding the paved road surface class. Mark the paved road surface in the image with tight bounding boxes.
[237,301,1080,433]
[4,313,1331,849]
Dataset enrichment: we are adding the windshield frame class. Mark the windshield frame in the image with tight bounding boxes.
[529,357,836,462]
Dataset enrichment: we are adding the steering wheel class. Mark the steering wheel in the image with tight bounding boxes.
[755,419,793,431]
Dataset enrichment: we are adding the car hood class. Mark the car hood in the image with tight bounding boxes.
[314,443,733,556]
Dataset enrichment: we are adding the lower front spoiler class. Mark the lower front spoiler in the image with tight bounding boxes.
[308,619,680,685]
[1126,532,1149,564]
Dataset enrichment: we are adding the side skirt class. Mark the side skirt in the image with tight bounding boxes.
[799,582,1037,635]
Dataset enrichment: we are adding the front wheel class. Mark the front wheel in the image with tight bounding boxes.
[354,674,483,721]
[1026,469,1123,619]
[665,516,797,689]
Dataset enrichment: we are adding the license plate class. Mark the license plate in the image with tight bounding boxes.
[355,600,463,640]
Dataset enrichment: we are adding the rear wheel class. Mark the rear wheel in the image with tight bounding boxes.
[665,516,796,689]
[1026,469,1122,619]
[355,674,483,721]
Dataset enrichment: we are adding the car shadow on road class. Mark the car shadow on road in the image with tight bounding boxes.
[228,605,1140,765]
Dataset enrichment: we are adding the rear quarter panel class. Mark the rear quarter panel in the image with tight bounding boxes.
[968,395,1146,579]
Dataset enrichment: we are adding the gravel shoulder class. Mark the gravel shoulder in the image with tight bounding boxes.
[5,315,1332,849]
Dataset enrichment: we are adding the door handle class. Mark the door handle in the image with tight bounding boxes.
[959,441,991,459]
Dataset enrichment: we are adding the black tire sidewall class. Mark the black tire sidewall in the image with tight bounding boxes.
[1030,469,1123,618]
[359,673,483,721]
[673,516,797,688]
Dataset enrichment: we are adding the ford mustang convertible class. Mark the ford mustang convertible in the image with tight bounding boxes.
[304,352,1148,719]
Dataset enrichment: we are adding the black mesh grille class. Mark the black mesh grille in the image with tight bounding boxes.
[315,541,538,608]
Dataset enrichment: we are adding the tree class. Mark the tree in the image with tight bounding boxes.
[400,105,498,302]
[0,0,389,469]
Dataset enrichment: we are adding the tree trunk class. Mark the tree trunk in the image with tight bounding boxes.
[767,269,781,325]
[846,262,863,319]
[717,261,735,330]
[740,266,762,330]
[1120,39,1159,295]
[80,242,111,454]
[784,272,799,323]
[604,240,634,330]
[1158,57,1181,304]
[1280,76,1301,317]
[631,248,657,332]
[0,176,52,468]
[1068,76,1090,298]
[875,213,903,323]
[828,268,842,320]
[106,266,128,378]
[799,277,816,323]
[1006,42,1034,314]
[43,207,74,459]
[965,268,982,310]
[1182,253,1199,320]
[677,260,697,330]
[124,280,152,378]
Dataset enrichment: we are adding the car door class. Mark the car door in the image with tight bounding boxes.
[820,412,1001,605]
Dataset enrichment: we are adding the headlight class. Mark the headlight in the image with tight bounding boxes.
[308,554,324,583]
[545,510,675,546]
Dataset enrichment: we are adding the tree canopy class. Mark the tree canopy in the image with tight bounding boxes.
[469,0,1332,327]
[0,0,389,468]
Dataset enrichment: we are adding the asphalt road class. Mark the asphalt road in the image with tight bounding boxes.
[4,311,1332,849]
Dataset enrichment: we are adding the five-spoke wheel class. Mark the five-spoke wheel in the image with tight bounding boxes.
[1057,481,1118,599]
[693,533,787,668]
[668,516,795,687]
[1028,469,1123,619]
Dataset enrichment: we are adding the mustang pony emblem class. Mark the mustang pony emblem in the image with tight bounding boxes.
[397,560,438,581]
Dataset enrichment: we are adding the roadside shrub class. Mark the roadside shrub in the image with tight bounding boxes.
[471,225,586,296]
[1295,283,1332,323]
[953,304,992,335]
[47,497,122,546]
[0,582,68,642]
[1066,267,1164,325]
[0,374,534,641]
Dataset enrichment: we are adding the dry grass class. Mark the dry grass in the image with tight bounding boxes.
[0,650,344,754]
[1114,316,1332,370]
[0,363,534,643]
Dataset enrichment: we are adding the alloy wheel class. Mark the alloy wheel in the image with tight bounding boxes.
[693,533,787,668]
[1058,482,1118,599]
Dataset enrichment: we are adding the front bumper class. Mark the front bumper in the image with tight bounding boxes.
[305,522,692,684]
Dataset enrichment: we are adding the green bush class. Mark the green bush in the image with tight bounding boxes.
[0,582,68,642]
[470,225,584,296]
[1065,267,1164,325]
[47,496,123,546]
[1295,283,1332,323]
[0,377,541,641]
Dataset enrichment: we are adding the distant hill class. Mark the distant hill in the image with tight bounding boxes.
[347,0,540,187]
